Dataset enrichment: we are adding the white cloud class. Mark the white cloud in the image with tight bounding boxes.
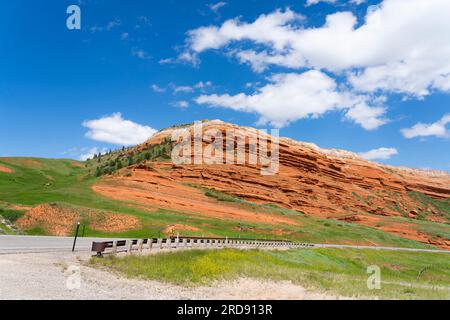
[196,70,387,129]
[401,114,450,139]
[195,81,212,89]
[170,82,212,94]
[306,0,337,7]
[137,16,151,28]
[121,32,129,41]
[106,19,121,31]
[131,48,150,59]
[172,100,189,108]
[83,113,157,146]
[208,2,227,13]
[344,101,388,130]
[185,1,450,97]
[159,58,175,64]
[359,147,398,161]
[90,19,121,33]
[178,51,200,66]
[79,147,107,161]
[173,85,194,94]
[350,0,367,4]
[151,84,166,93]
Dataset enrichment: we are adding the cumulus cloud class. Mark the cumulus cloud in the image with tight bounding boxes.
[83,113,157,146]
[185,1,450,97]
[196,70,387,129]
[401,114,450,139]
[359,147,398,161]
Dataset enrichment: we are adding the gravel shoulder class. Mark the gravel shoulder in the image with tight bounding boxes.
[0,251,346,300]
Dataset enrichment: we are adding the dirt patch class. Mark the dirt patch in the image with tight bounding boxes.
[17,203,141,236]
[70,161,84,168]
[164,224,200,236]
[234,226,295,237]
[8,204,32,211]
[88,212,140,233]
[17,204,80,236]
[0,164,14,173]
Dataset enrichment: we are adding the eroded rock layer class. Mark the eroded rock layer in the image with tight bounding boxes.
[96,121,450,224]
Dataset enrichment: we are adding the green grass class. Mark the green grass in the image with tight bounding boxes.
[0,208,25,223]
[91,248,450,299]
[409,191,450,220]
[352,192,370,205]
[0,221,16,235]
[204,188,244,203]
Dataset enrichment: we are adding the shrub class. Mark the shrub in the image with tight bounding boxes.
[0,209,25,223]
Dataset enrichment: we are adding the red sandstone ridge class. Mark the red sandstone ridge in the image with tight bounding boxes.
[94,120,450,224]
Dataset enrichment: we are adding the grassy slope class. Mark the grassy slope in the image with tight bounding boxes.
[91,248,450,299]
[0,157,448,249]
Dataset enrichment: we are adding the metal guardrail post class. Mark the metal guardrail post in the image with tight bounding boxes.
[112,240,118,254]
[148,239,153,250]
[138,239,144,253]
[126,240,132,254]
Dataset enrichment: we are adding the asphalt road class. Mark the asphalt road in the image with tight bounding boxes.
[1,235,449,255]
[0,235,121,254]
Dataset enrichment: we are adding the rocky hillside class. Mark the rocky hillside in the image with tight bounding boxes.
[107,120,450,220]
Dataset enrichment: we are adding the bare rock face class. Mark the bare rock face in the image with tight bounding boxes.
[90,121,450,248]
[125,121,450,220]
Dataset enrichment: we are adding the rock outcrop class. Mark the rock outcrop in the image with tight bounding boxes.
[127,121,450,220]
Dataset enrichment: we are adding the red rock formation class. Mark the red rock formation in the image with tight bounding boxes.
[123,121,450,220]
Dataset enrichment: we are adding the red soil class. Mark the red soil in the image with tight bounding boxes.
[17,204,80,236]
[0,164,14,173]
[87,211,140,233]
[164,224,201,236]
[93,171,297,226]
[17,204,140,236]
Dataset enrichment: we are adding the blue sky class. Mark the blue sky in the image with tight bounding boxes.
[0,0,449,170]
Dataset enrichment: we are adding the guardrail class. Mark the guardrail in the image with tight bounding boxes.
[91,236,315,256]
